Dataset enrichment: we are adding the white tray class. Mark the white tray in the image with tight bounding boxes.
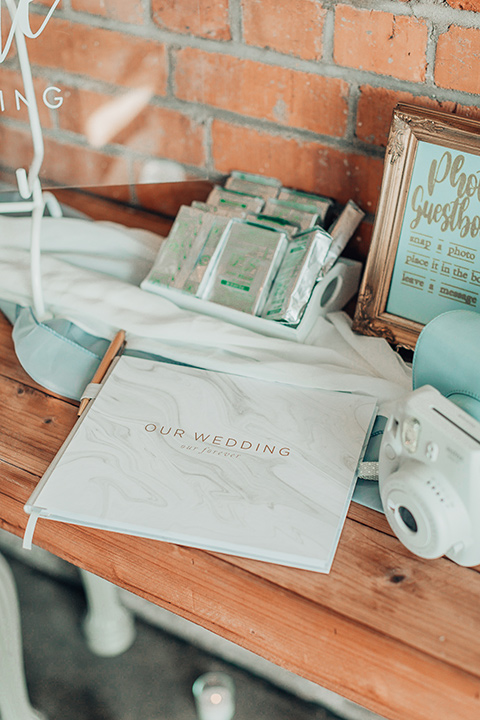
[141,257,362,342]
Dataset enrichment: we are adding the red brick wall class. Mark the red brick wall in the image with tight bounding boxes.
[1,0,479,248]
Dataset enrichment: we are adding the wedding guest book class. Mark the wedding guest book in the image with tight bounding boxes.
[25,356,377,572]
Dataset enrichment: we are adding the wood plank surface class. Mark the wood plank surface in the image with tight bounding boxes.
[1,458,480,720]
[52,186,173,236]
[52,180,213,223]
[0,372,76,476]
[1,305,480,720]
[49,180,212,237]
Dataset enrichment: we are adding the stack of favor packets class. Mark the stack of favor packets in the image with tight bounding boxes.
[141,171,364,328]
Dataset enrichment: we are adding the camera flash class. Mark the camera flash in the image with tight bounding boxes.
[402,417,421,453]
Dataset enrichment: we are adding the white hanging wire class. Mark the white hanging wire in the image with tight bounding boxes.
[0,0,62,320]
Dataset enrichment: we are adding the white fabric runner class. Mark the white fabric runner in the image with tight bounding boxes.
[0,216,412,412]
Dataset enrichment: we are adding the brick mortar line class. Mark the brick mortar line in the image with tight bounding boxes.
[29,2,480,34]
[0,113,214,179]
[48,92,60,133]
[0,115,126,157]
[345,82,361,144]
[0,103,388,163]
[27,5,480,56]
[197,110,388,158]
[4,38,474,104]
[125,156,136,190]
[20,60,480,110]
[228,0,243,44]
[142,0,153,27]
[333,1,480,27]
[322,8,336,63]
[3,75,478,153]
[3,67,479,148]
[18,15,480,102]
[0,84,376,153]
[166,43,413,84]
[165,45,177,100]
[425,19,439,87]
[27,15,394,82]
[203,115,215,177]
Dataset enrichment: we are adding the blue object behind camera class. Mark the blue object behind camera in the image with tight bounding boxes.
[413,309,480,423]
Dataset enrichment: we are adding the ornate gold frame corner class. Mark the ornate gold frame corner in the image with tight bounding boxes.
[353,103,480,350]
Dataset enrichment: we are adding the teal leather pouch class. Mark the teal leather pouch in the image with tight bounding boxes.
[413,310,480,422]
[0,301,186,401]
[4,302,109,400]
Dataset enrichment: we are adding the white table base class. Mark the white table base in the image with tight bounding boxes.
[0,552,45,720]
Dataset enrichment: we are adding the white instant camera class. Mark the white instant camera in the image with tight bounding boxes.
[379,385,480,566]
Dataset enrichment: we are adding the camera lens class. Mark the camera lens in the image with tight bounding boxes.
[398,505,418,533]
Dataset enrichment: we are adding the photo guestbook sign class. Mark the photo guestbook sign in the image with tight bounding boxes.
[353,104,480,349]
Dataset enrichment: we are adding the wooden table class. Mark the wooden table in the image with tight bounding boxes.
[1,187,480,720]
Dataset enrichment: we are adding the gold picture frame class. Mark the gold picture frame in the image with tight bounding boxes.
[353,103,480,350]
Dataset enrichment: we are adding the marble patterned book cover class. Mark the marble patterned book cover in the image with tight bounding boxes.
[26,356,377,572]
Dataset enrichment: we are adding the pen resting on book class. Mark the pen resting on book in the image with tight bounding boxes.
[77,329,126,416]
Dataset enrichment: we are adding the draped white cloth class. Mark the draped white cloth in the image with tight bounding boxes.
[0,215,412,412]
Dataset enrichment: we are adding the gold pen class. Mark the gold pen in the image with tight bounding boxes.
[77,329,126,416]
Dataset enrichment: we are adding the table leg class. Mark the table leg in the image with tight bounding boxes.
[0,553,45,720]
[80,569,136,657]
